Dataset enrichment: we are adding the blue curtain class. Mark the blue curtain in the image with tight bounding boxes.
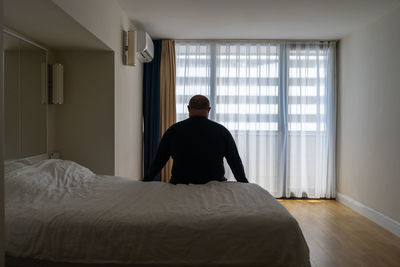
[143,40,162,180]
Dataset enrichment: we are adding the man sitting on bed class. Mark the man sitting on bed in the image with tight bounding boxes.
[143,95,248,184]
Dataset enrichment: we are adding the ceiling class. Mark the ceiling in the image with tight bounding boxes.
[4,0,109,50]
[118,0,400,40]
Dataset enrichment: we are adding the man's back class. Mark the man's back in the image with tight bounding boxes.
[144,116,247,184]
[170,116,230,183]
[143,94,247,184]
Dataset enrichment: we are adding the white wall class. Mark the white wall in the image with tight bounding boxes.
[338,6,400,222]
[52,0,143,179]
[51,51,115,175]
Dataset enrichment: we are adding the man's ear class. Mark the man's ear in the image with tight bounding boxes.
[208,107,211,112]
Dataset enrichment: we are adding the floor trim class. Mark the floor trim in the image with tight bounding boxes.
[336,192,400,238]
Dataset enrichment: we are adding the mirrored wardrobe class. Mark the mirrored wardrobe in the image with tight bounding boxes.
[3,31,47,160]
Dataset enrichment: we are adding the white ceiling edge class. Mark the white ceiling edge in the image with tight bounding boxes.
[117,0,400,40]
[3,0,110,51]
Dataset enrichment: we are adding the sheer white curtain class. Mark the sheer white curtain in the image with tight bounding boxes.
[285,43,336,198]
[176,41,336,198]
[176,42,211,120]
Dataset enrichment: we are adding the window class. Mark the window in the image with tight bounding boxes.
[176,43,211,122]
[176,42,329,134]
[176,42,280,133]
[175,41,336,198]
[287,45,328,133]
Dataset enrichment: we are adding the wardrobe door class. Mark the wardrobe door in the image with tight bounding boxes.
[3,32,47,160]
[19,39,47,157]
[3,33,20,160]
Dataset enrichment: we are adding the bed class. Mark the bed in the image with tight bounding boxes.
[5,157,310,267]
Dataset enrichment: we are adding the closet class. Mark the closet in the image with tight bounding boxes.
[3,31,47,159]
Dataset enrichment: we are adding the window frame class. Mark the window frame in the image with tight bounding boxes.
[175,42,328,135]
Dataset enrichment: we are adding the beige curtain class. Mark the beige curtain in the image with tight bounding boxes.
[160,40,176,182]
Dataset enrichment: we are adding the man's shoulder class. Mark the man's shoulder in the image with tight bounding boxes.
[208,119,229,131]
[172,117,230,133]
[165,121,180,132]
[170,118,188,128]
[165,119,189,133]
[200,119,232,138]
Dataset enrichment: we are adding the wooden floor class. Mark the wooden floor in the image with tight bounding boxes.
[279,200,400,267]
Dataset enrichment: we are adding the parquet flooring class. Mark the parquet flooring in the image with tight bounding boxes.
[279,200,400,267]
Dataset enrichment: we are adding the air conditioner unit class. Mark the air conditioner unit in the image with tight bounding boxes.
[136,31,154,63]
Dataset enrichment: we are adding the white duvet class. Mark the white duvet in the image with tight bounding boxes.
[5,158,310,266]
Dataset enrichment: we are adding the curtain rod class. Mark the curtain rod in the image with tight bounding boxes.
[174,39,337,44]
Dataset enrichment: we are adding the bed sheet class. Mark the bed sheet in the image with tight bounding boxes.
[5,159,310,266]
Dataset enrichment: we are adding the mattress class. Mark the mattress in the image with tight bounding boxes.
[5,158,310,266]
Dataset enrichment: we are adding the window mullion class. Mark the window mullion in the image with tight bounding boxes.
[209,43,217,120]
[279,44,288,134]
[278,43,288,196]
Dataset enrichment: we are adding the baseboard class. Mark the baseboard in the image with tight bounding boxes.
[336,192,400,238]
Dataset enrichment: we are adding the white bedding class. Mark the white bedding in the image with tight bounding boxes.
[5,159,310,266]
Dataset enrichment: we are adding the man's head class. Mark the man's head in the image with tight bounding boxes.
[187,95,211,118]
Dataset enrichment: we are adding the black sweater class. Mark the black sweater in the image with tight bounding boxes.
[143,116,248,184]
